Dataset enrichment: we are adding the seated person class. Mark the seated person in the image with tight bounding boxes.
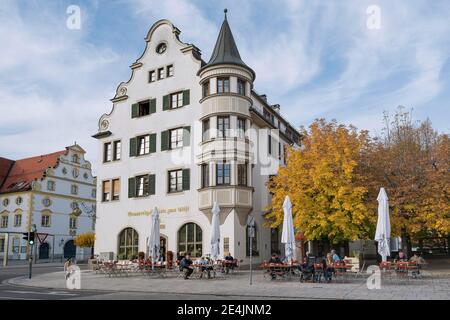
[410,252,426,274]
[268,254,282,280]
[194,257,213,279]
[324,253,335,282]
[223,252,235,274]
[395,250,408,261]
[331,250,341,262]
[299,252,316,281]
[180,253,194,279]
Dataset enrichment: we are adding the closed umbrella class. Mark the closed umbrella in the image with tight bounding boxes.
[281,196,296,262]
[375,188,391,262]
[210,202,221,260]
[149,207,160,271]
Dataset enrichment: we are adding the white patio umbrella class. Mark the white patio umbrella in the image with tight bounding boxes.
[148,207,160,271]
[281,196,296,262]
[210,202,221,260]
[375,188,391,262]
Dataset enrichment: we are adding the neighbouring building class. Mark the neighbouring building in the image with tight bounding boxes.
[93,12,301,264]
[0,145,96,262]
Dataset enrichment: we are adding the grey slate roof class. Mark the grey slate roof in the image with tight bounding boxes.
[198,11,255,79]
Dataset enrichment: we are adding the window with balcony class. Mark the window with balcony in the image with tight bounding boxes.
[237,164,247,186]
[202,118,210,141]
[237,78,246,95]
[201,164,209,188]
[237,117,246,138]
[217,116,230,138]
[217,77,230,93]
[216,162,231,185]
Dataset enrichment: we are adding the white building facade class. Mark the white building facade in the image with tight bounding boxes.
[0,145,96,262]
[93,14,300,264]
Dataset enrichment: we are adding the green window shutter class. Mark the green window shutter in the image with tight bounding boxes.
[162,95,169,111]
[131,103,139,118]
[161,130,169,151]
[149,174,156,195]
[129,137,137,157]
[183,126,191,147]
[149,133,157,153]
[128,177,136,198]
[183,90,190,106]
[150,98,156,114]
[182,169,190,191]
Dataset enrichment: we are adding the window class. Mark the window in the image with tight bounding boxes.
[216,162,231,185]
[168,169,183,193]
[178,223,202,258]
[201,164,209,188]
[71,202,79,210]
[237,164,247,186]
[149,70,156,83]
[237,78,246,95]
[170,92,183,109]
[42,198,52,207]
[246,224,259,256]
[15,197,22,205]
[72,168,79,178]
[156,42,167,54]
[158,67,165,80]
[71,185,78,195]
[72,154,80,163]
[69,216,77,229]
[169,128,183,149]
[202,81,210,98]
[102,180,111,202]
[217,77,230,93]
[237,117,246,138]
[202,119,210,141]
[268,134,272,155]
[0,238,4,252]
[41,214,51,228]
[83,172,89,179]
[217,116,230,138]
[271,228,280,255]
[1,215,8,228]
[118,228,139,260]
[136,175,149,197]
[91,189,96,198]
[104,142,112,162]
[167,64,174,77]
[14,214,22,227]
[139,100,150,117]
[2,198,9,207]
[113,141,121,160]
[47,181,55,191]
[263,109,274,124]
[112,179,120,201]
[137,135,150,156]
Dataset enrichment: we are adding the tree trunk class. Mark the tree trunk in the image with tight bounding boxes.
[401,228,412,257]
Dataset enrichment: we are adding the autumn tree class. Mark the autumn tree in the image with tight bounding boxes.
[74,232,96,257]
[266,119,376,244]
[368,107,450,254]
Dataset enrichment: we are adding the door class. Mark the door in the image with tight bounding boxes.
[39,243,50,259]
[64,240,76,259]
[160,237,167,261]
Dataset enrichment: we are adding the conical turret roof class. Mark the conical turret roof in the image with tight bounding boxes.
[199,9,255,79]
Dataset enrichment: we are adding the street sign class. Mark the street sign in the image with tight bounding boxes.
[36,233,49,244]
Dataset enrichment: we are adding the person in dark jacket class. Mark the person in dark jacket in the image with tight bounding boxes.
[180,253,193,279]
[268,254,282,280]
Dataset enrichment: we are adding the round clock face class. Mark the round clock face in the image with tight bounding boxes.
[156,42,167,54]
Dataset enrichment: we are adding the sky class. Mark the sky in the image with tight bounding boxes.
[1,0,449,172]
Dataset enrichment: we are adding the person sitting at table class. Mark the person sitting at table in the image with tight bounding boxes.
[331,250,341,262]
[267,254,282,280]
[195,256,213,279]
[223,252,235,274]
[395,250,408,261]
[324,253,335,282]
[410,252,426,275]
[180,253,194,280]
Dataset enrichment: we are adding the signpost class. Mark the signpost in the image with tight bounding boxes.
[246,215,255,285]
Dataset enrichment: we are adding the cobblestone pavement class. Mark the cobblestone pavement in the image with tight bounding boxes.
[8,268,450,300]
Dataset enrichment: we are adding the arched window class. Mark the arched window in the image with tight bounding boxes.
[118,228,139,260]
[178,223,202,258]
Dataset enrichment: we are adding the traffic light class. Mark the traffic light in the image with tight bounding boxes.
[22,232,35,245]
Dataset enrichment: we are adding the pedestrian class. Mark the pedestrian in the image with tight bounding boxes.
[64,258,72,280]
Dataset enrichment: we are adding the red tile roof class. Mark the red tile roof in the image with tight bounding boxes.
[0,150,67,194]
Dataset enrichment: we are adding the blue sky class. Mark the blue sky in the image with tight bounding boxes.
[1,0,449,169]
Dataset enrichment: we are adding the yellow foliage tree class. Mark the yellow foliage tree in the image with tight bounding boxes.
[74,232,95,248]
[266,119,376,243]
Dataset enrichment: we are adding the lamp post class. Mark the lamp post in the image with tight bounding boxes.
[246,215,255,285]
